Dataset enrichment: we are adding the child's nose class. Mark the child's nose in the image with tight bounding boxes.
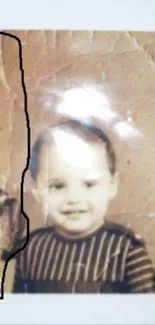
[66,186,82,204]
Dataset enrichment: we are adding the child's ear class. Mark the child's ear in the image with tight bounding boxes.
[110,172,119,200]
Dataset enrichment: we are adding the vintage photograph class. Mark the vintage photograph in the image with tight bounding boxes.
[0,30,155,294]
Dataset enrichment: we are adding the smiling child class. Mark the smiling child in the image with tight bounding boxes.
[3,119,155,293]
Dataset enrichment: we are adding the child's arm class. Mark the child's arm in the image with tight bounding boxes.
[125,241,155,293]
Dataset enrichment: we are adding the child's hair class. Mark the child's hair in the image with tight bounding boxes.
[30,119,117,181]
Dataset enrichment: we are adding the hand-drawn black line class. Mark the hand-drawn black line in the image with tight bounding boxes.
[0,31,30,299]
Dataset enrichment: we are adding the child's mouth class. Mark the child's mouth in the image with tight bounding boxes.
[62,210,87,216]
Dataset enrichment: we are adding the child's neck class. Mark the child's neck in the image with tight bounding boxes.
[54,220,105,240]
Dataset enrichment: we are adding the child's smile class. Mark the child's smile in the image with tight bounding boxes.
[61,210,89,217]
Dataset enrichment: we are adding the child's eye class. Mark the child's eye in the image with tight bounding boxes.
[84,181,96,188]
[49,183,65,190]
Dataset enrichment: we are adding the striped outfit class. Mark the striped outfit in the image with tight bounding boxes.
[12,222,155,293]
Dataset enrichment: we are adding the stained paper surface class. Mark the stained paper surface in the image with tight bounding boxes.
[0,30,155,295]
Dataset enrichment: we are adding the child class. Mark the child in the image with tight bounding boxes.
[2,119,155,293]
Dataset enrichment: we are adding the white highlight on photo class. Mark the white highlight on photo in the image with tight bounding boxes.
[45,87,141,140]
[114,121,141,139]
[57,87,117,122]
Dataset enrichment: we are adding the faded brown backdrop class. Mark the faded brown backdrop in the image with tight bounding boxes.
[0,31,155,265]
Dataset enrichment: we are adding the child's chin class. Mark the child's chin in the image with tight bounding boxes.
[61,222,89,234]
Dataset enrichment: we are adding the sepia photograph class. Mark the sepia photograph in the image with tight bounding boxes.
[0,30,155,294]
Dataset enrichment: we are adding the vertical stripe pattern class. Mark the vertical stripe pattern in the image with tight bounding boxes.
[102,234,115,281]
[84,236,96,281]
[111,235,124,282]
[13,225,155,293]
[93,231,107,281]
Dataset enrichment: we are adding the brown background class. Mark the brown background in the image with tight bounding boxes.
[0,31,155,265]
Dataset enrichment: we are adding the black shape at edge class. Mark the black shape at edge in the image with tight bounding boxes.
[0,31,30,299]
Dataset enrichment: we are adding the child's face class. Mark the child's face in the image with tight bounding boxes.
[35,130,118,237]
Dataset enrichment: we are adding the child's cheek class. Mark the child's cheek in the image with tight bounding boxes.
[89,185,105,199]
[46,192,63,211]
[90,186,110,205]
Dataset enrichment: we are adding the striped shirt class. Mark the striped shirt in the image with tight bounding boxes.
[11,222,155,293]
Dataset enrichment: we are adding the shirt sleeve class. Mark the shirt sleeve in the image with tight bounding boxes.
[125,241,155,293]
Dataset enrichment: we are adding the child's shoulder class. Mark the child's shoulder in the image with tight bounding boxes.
[15,226,55,248]
[104,221,145,245]
[30,226,54,236]
[28,226,55,241]
[2,227,54,261]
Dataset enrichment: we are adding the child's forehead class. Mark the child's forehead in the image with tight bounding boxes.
[38,130,110,175]
[41,128,107,158]
[42,127,105,149]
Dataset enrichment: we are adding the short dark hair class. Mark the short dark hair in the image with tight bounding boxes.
[30,119,117,181]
